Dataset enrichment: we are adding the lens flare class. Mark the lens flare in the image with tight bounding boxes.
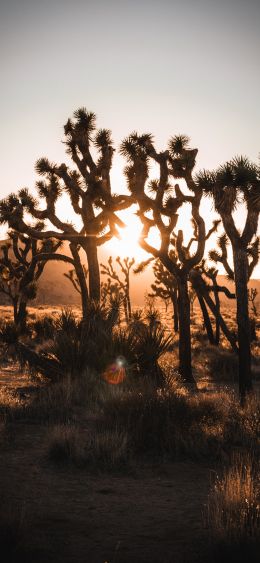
[102,356,126,385]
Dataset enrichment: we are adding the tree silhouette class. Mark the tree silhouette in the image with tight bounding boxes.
[63,259,89,316]
[120,133,221,386]
[100,277,124,316]
[0,231,75,329]
[136,256,179,332]
[197,156,260,402]
[189,268,238,352]
[248,287,258,318]
[189,260,237,348]
[101,256,135,321]
[0,109,131,302]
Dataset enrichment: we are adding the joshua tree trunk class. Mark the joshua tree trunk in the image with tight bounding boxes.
[171,289,179,332]
[233,246,252,402]
[190,270,238,353]
[17,300,27,331]
[212,280,220,345]
[69,244,89,319]
[126,288,132,320]
[123,297,128,322]
[177,274,196,387]
[196,293,215,345]
[13,297,18,325]
[13,296,27,331]
[84,240,100,301]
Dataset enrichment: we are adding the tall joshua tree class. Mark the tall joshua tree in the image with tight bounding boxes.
[120,133,217,386]
[0,231,75,329]
[0,109,131,302]
[197,157,260,401]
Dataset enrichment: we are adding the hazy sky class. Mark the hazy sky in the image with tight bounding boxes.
[0,0,259,275]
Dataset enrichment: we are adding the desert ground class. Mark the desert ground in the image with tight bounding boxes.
[0,303,259,563]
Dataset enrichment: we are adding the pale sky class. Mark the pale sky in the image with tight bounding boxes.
[0,0,259,277]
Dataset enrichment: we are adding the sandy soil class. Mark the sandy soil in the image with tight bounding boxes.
[0,418,211,563]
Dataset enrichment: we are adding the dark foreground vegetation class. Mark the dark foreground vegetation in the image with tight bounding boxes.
[0,108,259,562]
[0,303,259,563]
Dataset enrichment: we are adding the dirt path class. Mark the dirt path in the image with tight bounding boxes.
[0,421,211,563]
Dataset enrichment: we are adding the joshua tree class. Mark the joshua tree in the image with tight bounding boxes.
[0,109,131,303]
[202,266,221,344]
[120,132,219,386]
[63,261,89,314]
[189,259,237,348]
[100,277,124,309]
[189,267,238,352]
[248,287,258,318]
[197,157,260,401]
[189,287,197,316]
[248,287,258,341]
[136,256,179,331]
[0,231,75,329]
[100,256,135,321]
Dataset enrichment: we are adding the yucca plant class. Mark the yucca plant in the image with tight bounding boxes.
[33,316,55,340]
[132,323,173,386]
[20,304,124,379]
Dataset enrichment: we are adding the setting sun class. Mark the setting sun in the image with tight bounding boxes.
[105,206,160,261]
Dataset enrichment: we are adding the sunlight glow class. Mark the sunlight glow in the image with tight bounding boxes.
[105,212,143,260]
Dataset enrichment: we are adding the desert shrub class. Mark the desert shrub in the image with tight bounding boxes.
[206,455,260,562]
[26,371,103,423]
[206,347,238,381]
[18,305,173,386]
[0,321,19,346]
[145,306,161,327]
[130,323,173,386]
[18,305,121,379]
[129,308,145,328]
[87,428,129,470]
[101,388,226,459]
[223,398,260,452]
[55,308,79,334]
[32,316,55,340]
[47,423,84,464]
[100,386,260,461]
[0,377,79,424]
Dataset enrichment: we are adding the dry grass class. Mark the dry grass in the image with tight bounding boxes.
[47,424,84,464]
[205,347,238,382]
[204,454,260,563]
[87,428,129,470]
[98,383,260,462]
